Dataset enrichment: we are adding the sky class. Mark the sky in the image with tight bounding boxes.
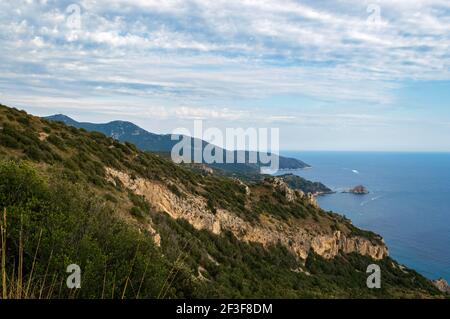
[0,0,449,151]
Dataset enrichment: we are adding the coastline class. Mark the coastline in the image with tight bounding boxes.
[315,190,448,291]
[282,151,450,284]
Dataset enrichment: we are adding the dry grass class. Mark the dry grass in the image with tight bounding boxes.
[1,208,6,299]
[0,207,182,299]
[0,208,63,299]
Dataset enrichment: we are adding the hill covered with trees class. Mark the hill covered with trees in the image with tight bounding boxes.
[0,104,443,299]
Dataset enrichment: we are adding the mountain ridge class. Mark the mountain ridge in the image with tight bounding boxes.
[44,114,311,175]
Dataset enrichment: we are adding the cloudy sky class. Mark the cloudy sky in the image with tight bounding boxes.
[1,0,450,151]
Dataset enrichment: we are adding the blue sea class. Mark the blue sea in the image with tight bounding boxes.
[281,151,450,282]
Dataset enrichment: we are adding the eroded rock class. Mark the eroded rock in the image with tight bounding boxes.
[106,168,388,261]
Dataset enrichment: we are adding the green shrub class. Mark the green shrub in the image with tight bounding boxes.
[104,193,118,203]
[130,206,144,218]
[128,191,150,214]
[24,145,43,161]
[168,183,184,198]
[207,197,217,214]
[47,134,65,149]
[0,160,47,207]
[0,160,195,299]
[0,133,19,148]
[17,116,30,125]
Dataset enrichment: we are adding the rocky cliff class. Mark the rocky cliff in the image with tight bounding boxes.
[1,104,442,298]
[433,278,450,294]
[106,168,388,261]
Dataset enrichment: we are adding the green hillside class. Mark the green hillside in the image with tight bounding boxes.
[44,114,310,175]
[0,104,444,299]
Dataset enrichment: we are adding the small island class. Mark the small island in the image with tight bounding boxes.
[344,185,369,195]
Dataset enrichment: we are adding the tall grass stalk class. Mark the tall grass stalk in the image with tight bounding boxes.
[1,208,7,299]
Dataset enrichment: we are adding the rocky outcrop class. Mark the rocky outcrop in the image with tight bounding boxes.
[310,231,387,260]
[106,168,388,261]
[306,193,318,208]
[191,164,214,175]
[146,222,161,247]
[265,177,318,207]
[265,177,301,202]
[38,132,49,141]
[345,185,369,194]
[433,278,450,294]
[235,178,251,196]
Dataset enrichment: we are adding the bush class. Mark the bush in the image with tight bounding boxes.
[0,160,195,299]
[128,191,150,217]
[47,134,65,149]
[207,197,217,214]
[24,145,43,161]
[104,193,118,203]
[17,116,30,125]
[130,206,144,218]
[168,183,184,198]
[0,160,47,207]
[0,133,19,148]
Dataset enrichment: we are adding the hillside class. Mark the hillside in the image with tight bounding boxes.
[0,104,444,299]
[44,114,310,175]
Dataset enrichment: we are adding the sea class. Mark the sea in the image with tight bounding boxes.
[281,151,450,282]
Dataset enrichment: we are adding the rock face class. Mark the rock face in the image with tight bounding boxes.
[266,177,302,202]
[432,278,450,293]
[234,178,251,196]
[265,177,318,207]
[106,168,388,261]
[345,185,369,194]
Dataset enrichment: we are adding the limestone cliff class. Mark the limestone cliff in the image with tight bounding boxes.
[106,168,388,261]
[433,278,450,294]
[264,177,318,207]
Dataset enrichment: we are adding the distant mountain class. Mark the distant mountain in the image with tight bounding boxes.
[2,103,444,299]
[45,114,310,174]
[45,114,175,152]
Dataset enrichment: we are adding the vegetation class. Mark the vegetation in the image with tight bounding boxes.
[278,173,333,194]
[0,104,444,299]
[152,212,441,298]
[0,160,194,298]
[44,114,310,173]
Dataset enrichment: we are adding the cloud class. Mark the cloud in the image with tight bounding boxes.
[0,0,449,145]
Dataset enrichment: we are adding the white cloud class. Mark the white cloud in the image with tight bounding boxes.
[0,0,449,147]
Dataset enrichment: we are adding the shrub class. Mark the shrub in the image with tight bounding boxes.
[0,160,192,299]
[168,183,184,198]
[130,206,144,218]
[128,191,150,211]
[207,197,217,214]
[0,160,47,207]
[47,134,65,149]
[104,193,118,203]
[0,134,19,148]
[17,116,30,125]
[24,145,43,161]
